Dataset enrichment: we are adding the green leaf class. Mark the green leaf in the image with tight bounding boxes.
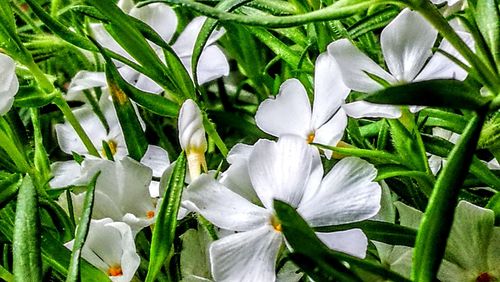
[104,61,149,161]
[66,172,100,282]
[24,0,97,51]
[412,111,486,282]
[274,200,412,282]
[361,80,490,110]
[13,176,41,282]
[348,7,400,39]
[191,0,251,86]
[475,0,500,66]
[202,112,228,157]
[146,152,187,282]
[14,86,57,108]
[102,48,180,117]
[0,264,13,282]
[314,219,417,247]
[0,173,21,206]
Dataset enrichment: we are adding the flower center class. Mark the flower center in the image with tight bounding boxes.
[270,215,282,233]
[306,132,315,144]
[101,139,118,156]
[146,210,155,219]
[107,265,123,277]
[476,272,496,282]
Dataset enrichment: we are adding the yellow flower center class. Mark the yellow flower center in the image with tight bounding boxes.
[270,215,282,233]
[108,265,123,277]
[306,132,315,144]
[146,210,155,219]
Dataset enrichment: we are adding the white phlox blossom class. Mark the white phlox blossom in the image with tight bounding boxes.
[178,99,207,180]
[65,218,140,281]
[58,157,157,235]
[255,53,349,158]
[328,8,473,119]
[183,135,382,281]
[91,0,229,94]
[0,53,19,115]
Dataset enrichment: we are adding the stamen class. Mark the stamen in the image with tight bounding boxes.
[306,132,315,144]
[108,265,123,277]
[146,210,155,219]
[270,215,282,233]
[101,140,118,157]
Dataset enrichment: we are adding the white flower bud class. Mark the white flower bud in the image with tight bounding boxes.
[0,53,19,115]
[178,99,207,180]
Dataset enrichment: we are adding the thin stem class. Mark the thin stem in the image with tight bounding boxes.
[25,61,55,93]
[53,95,100,157]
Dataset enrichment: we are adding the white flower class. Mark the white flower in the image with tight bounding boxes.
[92,0,229,93]
[178,99,207,180]
[428,127,460,175]
[0,53,19,115]
[255,54,349,158]
[183,136,381,281]
[65,218,140,282]
[328,8,473,119]
[59,157,156,234]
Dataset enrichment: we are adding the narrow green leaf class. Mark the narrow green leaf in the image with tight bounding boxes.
[274,200,412,282]
[312,143,403,165]
[66,172,100,282]
[314,219,417,247]
[475,0,500,66]
[24,0,97,51]
[146,152,187,282]
[191,0,251,86]
[202,112,228,157]
[362,80,490,110]
[102,50,179,117]
[13,176,41,282]
[348,7,400,38]
[412,111,486,282]
[104,61,148,161]
[0,173,21,206]
[0,264,13,282]
[14,86,57,108]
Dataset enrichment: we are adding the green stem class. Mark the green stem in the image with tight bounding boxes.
[30,108,51,183]
[409,0,500,92]
[53,95,100,157]
[25,61,55,93]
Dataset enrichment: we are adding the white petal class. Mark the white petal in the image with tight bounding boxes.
[173,17,224,58]
[394,202,423,230]
[196,45,230,85]
[312,53,349,128]
[67,71,107,102]
[327,39,395,93]
[178,99,207,153]
[49,161,85,188]
[210,225,282,282]
[220,161,260,204]
[140,145,170,177]
[0,53,18,93]
[298,157,381,226]
[255,79,312,139]
[91,23,133,61]
[444,201,494,270]
[0,96,14,116]
[249,136,315,209]
[381,9,437,82]
[129,3,178,43]
[134,73,163,94]
[415,31,473,82]
[226,143,253,164]
[313,108,347,158]
[342,101,402,119]
[183,174,269,231]
[316,229,368,258]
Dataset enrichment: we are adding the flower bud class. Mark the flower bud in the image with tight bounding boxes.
[178,99,207,180]
[0,53,19,115]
